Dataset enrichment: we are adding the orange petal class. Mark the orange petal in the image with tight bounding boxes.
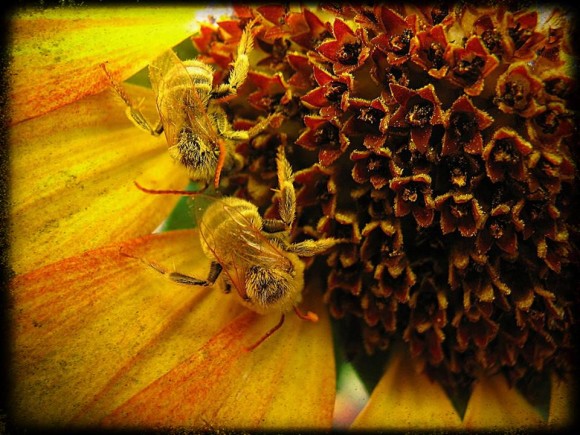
[351,346,462,429]
[9,7,202,124]
[10,230,215,426]
[100,278,335,430]
[10,84,189,275]
[463,373,544,429]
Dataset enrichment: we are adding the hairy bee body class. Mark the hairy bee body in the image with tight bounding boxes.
[129,147,343,349]
[199,196,305,315]
[103,20,269,189]
[152,55,245,186]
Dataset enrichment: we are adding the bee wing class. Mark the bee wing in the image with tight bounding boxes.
[221,202,294,272]
[194,198,294,301]
[148,50,185,148]
[149,50,220,148]
[187,194,246,298]
[193,198,247,299]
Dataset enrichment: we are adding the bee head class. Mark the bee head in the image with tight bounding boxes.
[245,265,292,309]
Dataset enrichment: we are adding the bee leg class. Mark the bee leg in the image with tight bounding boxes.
[262,219,287,233]
[286,238,345,257]
[100,63,162,136]
[213,107,275,142]
[274,146,296,229]
[153,121,164,135]
[213,109,251,141]
[122,249,222,287]
[244,314,285,352]
[170,261,222,287]
[212,20,255,101]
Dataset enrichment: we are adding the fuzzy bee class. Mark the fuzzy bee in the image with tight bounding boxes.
[130,147,344,350]
[102,19,275,189]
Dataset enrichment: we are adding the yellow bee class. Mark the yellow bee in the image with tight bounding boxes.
[131,147,344,350]
[102,19,275,189]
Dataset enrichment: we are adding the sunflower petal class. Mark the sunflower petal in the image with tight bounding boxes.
[9,7,202,124]
[100,279,335,430]
[11,229,335,429]
[10,230,213,427]
[548,372,575,427]
[462,373,544,429]
[10,84,189,275]
[351,346,462,429]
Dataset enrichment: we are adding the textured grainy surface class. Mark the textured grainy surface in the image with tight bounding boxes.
[193,3,578,392]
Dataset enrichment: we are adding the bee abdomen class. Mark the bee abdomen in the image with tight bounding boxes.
[246,265,289,306]
[176,130,218,180]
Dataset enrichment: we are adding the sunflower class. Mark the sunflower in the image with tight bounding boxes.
[5,4,577,431]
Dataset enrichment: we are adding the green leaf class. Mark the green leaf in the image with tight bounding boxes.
[330,315,391,395]
[515,371,552,421]
[157,181,202,232]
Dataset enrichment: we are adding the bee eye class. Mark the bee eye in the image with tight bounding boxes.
[246,265,289,306]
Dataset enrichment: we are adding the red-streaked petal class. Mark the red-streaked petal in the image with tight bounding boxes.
[9,7,202,124]
[11,230,219,426]
[10,84,188,275]
[11,230,336,429]
[100,279,335,429]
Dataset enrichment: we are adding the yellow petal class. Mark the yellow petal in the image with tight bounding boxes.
[463,373,544,429]
[351,346,462,429]
[10,230,335,429]
[100,278,335,430]
[10,230,210,426]
[548,372,575,427]
[9,7,202,124]
[10,83,189,275]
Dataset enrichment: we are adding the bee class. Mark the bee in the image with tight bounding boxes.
[129,147,344,350]
[102,19,276,189]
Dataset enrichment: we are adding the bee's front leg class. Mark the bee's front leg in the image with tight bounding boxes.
[211,20,255,101]
[286,238,345,257]
[262,219,288,233]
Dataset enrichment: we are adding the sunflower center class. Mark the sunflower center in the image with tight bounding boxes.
[338,41,362,65]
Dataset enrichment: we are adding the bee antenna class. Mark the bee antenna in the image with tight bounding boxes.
[244,314,285,352]
[293,306,319,322]
[133,180,206,196]
[213,139,227,188]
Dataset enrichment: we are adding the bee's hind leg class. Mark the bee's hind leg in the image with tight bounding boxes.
[122,249,222,287]
[169,261,222,287]
[100,63,163,136]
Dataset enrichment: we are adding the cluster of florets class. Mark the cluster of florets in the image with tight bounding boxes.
[192,3,578,391]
